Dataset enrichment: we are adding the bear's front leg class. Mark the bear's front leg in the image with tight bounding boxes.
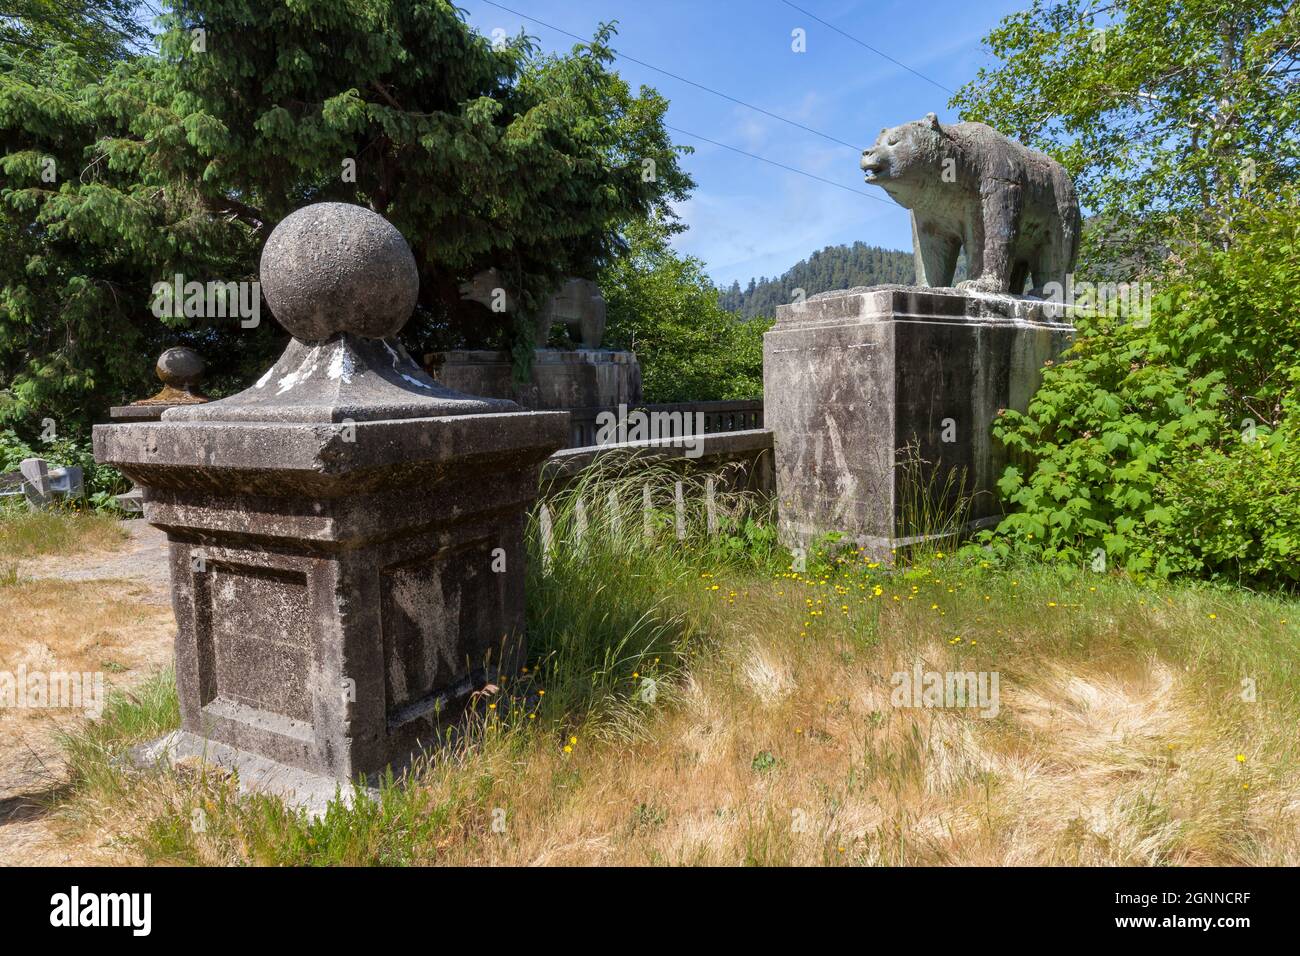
[958,181,1022,294]
[579,294,606,349]
[912,214,961,287]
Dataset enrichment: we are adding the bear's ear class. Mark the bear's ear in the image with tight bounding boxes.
[924,112,941,131]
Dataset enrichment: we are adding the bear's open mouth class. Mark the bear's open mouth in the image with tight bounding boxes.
[860,155,889,181]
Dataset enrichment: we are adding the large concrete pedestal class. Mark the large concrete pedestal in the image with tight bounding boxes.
[95,204,567,807]
[425,348,642,410]
[764,285,1074,556]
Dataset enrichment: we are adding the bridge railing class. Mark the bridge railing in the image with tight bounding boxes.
[564,399,763,449]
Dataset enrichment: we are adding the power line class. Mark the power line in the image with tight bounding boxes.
[666,125,899,206]
[477,0,863,152]
[778,0,956,96]
[475,1,906,207]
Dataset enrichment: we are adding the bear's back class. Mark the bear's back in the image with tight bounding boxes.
[947,122,1072,208]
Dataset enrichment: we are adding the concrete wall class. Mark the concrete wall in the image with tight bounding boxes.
[424,349,642,411]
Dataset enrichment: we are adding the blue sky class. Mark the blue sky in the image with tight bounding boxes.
[460,0,1028,286]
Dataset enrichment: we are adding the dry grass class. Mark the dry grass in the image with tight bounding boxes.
[0,575,178,865]
[408,576,1295,867]
[49,541,1300,867]
[0,577,173,675]
[25,464,1300,866]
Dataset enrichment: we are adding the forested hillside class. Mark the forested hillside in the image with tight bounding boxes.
[718,242,915,319]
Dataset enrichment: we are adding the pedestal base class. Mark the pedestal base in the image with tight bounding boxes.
[95,405,567,786]
[425,349,642,410]
[114,488,144,513]
[131,731,377,817]
[764,285,1075,557]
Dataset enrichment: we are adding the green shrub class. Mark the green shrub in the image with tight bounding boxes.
[1163,417,1300,584]
[983,189,1300,587]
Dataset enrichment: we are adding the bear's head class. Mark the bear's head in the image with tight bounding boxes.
[860,113,945,193]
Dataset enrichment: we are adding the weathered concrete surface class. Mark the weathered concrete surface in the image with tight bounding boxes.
[133,731,372,817]
[425,348,642,410]
[764,285,1075,557]
[860,114,1081,295]
[166,336,515,423]
[94,202,567,795]
[261,203,419,341]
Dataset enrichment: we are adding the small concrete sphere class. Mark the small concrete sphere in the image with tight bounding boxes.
[259,203,419,341]
[156,346,204,387]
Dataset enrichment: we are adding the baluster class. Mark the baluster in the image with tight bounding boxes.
[642,483,653,541]
[540,502,553,575]
[574,496,588,546]
[706,477,717,534]
[675,480,686,540]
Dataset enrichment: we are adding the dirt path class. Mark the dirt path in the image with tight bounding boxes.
[0,520,175,866]
[18,519,172,595]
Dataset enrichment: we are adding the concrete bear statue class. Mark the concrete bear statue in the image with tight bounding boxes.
[534,278,606,350]
[459,271,606,349]
[860,113,1080,296]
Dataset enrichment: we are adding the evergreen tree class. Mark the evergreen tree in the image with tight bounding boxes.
[720,242,922,320]
[0,1,692,435]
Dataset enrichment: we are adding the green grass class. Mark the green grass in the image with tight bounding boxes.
[58,670,181,799]
[0,501,128,558]
[525,457,780,723]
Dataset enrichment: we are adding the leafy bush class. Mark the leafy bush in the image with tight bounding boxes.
[984,190,1300,587]
[1162,417,1300,584]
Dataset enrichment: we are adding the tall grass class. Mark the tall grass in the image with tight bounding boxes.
[892,442,975,560]
[0,500,127,558]
[525,455,780,726]
[58,670,181,799]
[50,460,782,862]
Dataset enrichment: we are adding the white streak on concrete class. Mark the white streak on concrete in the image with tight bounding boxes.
[381,340,432,389]
[326,344,354,383]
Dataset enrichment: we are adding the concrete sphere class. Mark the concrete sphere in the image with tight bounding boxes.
[259,203,419,341]
[155,346,204,387]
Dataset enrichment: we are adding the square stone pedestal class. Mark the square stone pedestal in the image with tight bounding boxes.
[764,285,1075,557]
[93,199,581,810]
[96,407,566,799]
